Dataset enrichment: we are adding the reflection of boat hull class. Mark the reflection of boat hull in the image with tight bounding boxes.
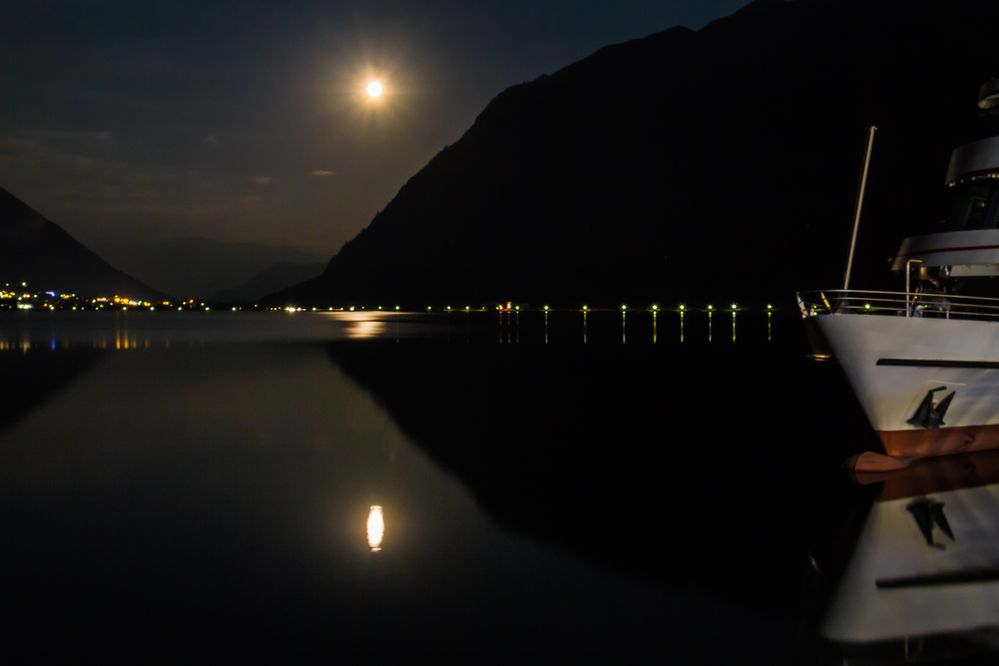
[823,451,999,649]
[815,313,999,459]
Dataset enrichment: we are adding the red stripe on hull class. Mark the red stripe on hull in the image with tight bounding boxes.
[879,424,999,459]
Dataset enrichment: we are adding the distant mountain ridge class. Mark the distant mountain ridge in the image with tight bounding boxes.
[98,237,322,299]
[0,186,162,298]
[270,0,999,307]
[212,261,325,304]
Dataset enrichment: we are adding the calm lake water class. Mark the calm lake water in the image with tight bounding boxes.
[2,310,998,664]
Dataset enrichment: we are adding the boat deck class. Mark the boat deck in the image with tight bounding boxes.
[797,289,999,322]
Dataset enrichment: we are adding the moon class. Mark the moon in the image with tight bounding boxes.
[366,80,384,99]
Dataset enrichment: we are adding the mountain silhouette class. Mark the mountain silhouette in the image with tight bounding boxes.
[98,237,322,300]
[212,261,325,304]
[270,0,999,307]
[0,186,162,298]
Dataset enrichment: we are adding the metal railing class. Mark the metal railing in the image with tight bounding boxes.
[796,289,999,321]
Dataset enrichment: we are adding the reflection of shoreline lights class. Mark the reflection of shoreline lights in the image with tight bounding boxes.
[367,505,384,552]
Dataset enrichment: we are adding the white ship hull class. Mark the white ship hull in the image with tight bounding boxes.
[815,312,999,458]
[804,85,999,462]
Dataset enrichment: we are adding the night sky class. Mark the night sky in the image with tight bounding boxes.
[1,1,746,258]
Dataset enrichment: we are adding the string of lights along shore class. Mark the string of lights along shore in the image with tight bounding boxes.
[4,278,786,347]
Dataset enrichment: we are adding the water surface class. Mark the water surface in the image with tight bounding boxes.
[1,311,996,663]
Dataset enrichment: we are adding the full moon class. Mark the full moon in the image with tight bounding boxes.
[366,80,384,98]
